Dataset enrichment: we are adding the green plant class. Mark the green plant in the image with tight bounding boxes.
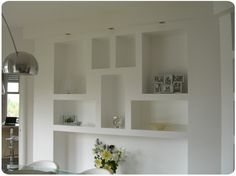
[92,138,126,174]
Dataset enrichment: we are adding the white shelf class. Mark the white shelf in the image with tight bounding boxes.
[53,125,187,139]
[89,67,137,75]
[134,93,188,101]
[53,29,189,141]
[53,94,95,100]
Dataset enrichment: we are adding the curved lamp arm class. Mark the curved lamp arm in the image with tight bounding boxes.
[2,14,18,55]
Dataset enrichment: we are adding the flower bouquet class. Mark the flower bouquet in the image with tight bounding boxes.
[93,138,126,174]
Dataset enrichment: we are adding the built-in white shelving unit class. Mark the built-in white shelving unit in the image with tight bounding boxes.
[53,28,189,140]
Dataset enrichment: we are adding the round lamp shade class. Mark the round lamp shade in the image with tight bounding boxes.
[3,51,38,75]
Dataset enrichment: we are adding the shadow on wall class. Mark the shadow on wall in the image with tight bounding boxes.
[118,151,140,174]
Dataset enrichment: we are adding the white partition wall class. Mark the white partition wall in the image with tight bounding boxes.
[29,6,231,174]
[187,17,221,174]
[33,40,54,161]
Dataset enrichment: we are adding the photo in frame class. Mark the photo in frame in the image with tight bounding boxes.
[154,83,162,93]
[154,74,164,83]
[162,84,173,94]
[173,82,183,93]
[164,74,173,85]
[153,73,185,94]
[173,74,184,82]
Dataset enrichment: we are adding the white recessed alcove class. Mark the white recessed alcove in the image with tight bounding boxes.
[54,100,96,127]
[54,40,87,94]
[92,37,110,69]
[101,75,125,129]
[116,34,136,68]
[131,100,188,132]
[142,30,188,94]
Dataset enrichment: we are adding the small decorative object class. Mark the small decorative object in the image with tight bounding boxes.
[62,114,81,126]
[112,116,122,128]
[63,115,75,124]
[153,73,185,94]
[93,138,126,174]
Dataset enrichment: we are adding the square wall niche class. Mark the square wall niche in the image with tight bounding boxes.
[101,75,125,129]
[142,30,188,94]
[131,100,188,132]
[116,34,136,67]
[54,100,96,127]
[92,37,110,69]
[54,40,87,94]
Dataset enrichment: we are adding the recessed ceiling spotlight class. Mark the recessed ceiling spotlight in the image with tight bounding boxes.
[159,21,166,24]
[65,33,72,35]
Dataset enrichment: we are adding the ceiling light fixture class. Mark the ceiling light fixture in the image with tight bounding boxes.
[2,14,39,75]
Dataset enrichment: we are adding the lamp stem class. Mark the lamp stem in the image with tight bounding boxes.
[2,14,19,55]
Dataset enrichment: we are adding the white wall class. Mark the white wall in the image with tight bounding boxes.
[187,16,222,174]
[219,13,234,174]
[54,133,188,174]
[32,17,224,174]
[13,2,233,174]
[32,30,189,174]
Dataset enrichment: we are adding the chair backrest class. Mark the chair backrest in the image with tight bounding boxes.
[80,168,111,174]
[26,160,59,172]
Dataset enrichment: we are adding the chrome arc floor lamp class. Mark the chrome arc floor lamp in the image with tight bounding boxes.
[2,14,39,171]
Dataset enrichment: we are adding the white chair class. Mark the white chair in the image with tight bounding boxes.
[23,160,59,172]
[80,168,111,174]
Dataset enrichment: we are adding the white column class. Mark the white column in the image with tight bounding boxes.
[219,13,234,174]
[33,40,54,161]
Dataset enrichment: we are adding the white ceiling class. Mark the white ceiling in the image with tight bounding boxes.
[2,1,214,38]
[3,1,213,27]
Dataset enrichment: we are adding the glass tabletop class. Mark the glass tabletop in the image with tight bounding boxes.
[4,165,76,174]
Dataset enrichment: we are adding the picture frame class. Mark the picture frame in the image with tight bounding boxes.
[161,84,173,93]
[173,82,183,93]
[173,74,184,82]
[154,83,162,93]
[154,74,164,83]
[164,74,173,85]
